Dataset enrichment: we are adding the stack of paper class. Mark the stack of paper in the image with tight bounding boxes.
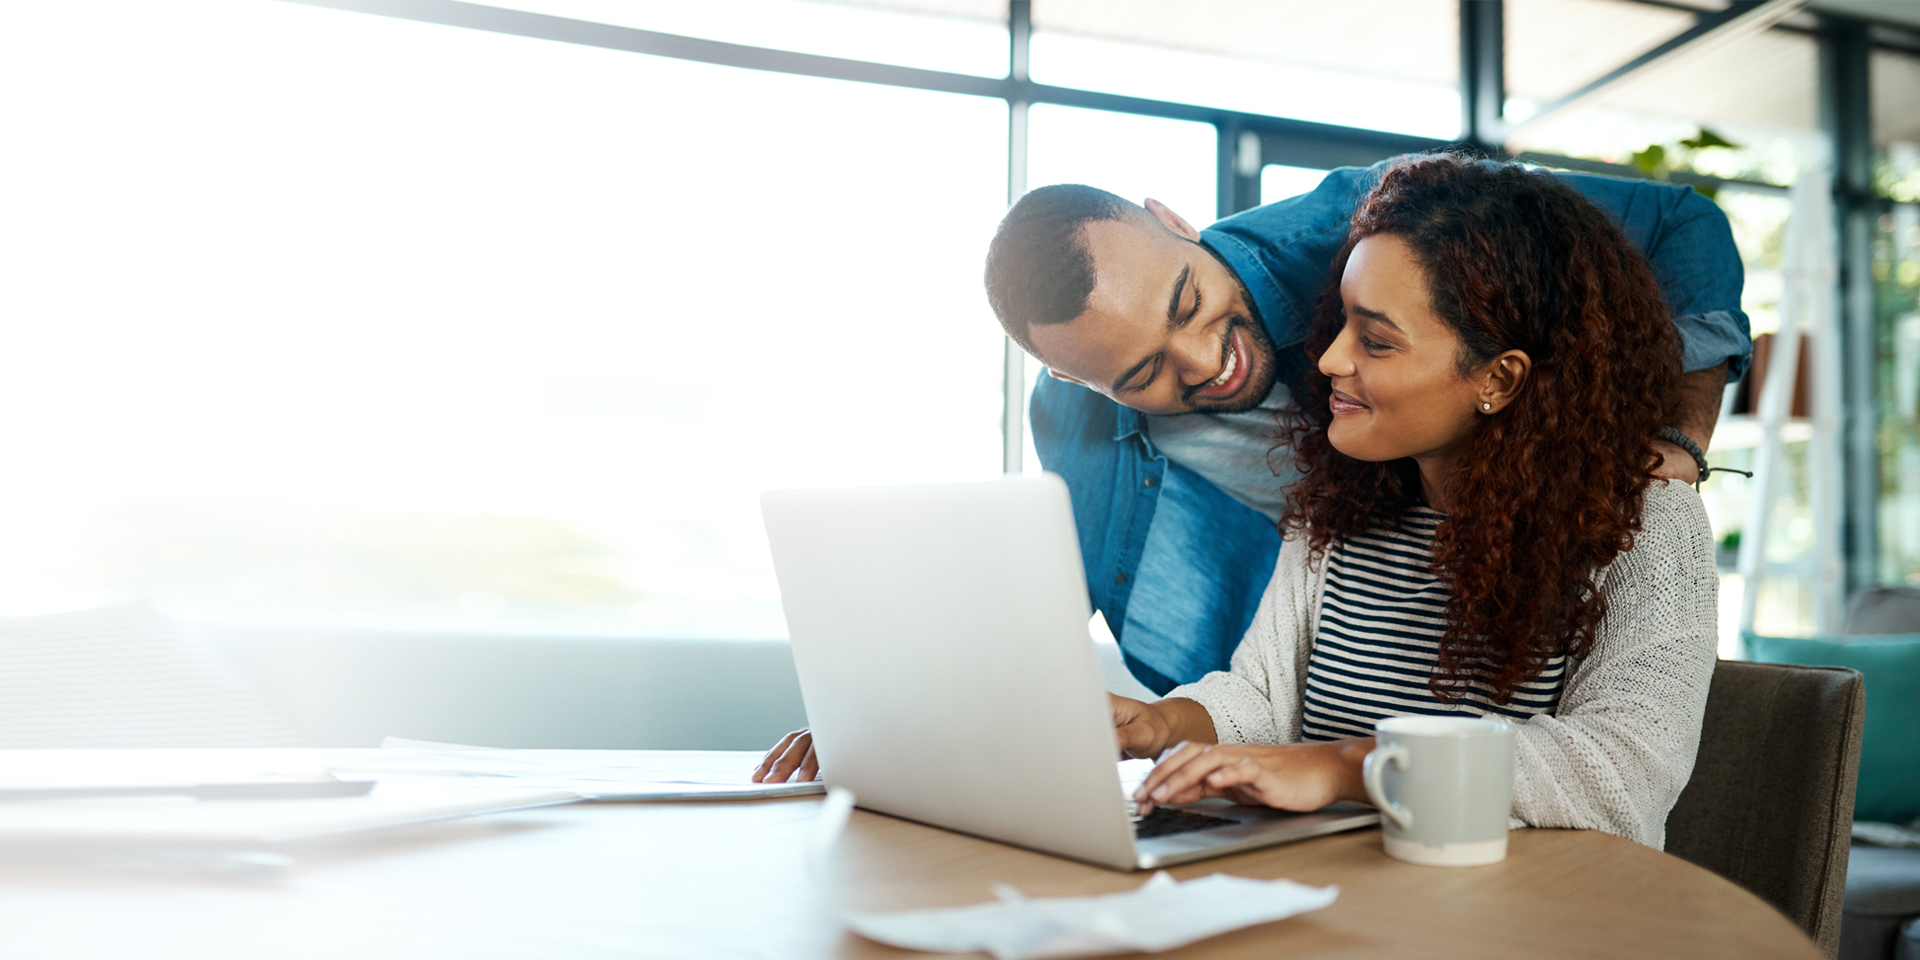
[0,750,576,873]
[0,781,574,849]
[325,739,826,801]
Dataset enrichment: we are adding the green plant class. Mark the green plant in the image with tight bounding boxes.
[1628,128,1738,200]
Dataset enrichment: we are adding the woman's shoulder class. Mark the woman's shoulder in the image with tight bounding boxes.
[1611,479,1716,580]
[1639,479,1712,542]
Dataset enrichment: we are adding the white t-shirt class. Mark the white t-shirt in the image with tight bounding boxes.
[1144,385,1301,522]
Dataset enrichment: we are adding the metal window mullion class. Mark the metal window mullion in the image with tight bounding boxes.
[1002,1,1032,475]
[1458,0,1506,153]
[1818,15,1879,597]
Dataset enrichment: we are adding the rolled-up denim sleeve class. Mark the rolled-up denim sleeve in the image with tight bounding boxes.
[1646,187,1751,381]
[1557,172,1752,382]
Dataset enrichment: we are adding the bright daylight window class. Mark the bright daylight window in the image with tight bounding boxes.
[1027,3,1460,141]
[476,0,1010,77]
[0,0,1008,637]
[1261,165,1329,205]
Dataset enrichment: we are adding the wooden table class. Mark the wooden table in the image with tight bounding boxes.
[0,753,1825,960]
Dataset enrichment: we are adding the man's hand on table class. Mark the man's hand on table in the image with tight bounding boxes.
[1111,694,1177,759]
[752,728,820,783]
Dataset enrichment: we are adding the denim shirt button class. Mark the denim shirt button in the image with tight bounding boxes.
[1143,476,1157,487]
[1114,573,1128,585]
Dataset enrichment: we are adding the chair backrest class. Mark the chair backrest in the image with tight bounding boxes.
[1665,659,1865,958]
[1846,585,1920,636]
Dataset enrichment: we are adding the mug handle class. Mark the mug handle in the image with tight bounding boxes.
[1362,745,1413,832]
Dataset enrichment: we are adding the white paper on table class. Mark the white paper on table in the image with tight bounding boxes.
[0,781,576,846]
[811,788,1338,960]
[324,739,824,801]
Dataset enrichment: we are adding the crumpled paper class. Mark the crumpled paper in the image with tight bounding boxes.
[812,789,1338,960]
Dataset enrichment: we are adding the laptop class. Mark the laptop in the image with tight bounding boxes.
[761,475,1378,871]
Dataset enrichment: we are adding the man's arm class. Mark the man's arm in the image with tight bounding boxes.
[1654,362,1726,483]
[1555,173,1749,482]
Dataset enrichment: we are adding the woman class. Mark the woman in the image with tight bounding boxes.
[1115,155,1719,849]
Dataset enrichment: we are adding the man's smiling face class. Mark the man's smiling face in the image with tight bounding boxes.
[1027,201,1278,417]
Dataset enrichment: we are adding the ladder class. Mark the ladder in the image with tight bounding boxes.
[1735,164,1844,637]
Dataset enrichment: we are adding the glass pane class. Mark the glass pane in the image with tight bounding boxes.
[1505,0,1696,117]
[1877,48,1920,586]
[1875,184,1920,586]
[1030,32,1457,140]
[1507,21,1815,185]
[1260,165,1329,205]
[473,0,1009,78]
[1694,187,1805,645]
[1026,105,1217,229]
[1873,51,1920,160]
[1030,0,1457,139]
[0,0,1009,635]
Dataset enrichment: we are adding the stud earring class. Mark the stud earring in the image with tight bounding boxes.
[1482,402,1492,411]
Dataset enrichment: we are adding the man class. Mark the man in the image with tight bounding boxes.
[985,157,1749,695]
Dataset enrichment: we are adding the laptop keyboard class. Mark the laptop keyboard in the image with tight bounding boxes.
[1132,807,1237,840]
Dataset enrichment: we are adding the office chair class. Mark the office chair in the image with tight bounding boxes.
[1665,659,1865,959]
[1837,584,1920,960]
[1845,586,1920,637]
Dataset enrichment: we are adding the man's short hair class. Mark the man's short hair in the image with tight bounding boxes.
[983,184,1140,360]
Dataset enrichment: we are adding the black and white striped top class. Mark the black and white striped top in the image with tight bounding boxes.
[1300,506,1568,742]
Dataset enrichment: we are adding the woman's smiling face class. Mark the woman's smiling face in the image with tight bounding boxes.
[1319,234,1496,481]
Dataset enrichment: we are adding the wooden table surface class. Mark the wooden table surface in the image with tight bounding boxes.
[0,770,1824,960]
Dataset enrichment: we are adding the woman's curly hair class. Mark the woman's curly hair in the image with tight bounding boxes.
[1276,155,1682,703]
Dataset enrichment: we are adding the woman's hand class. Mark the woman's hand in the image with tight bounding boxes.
[1131,738,1373,815]
[751,728,819,783]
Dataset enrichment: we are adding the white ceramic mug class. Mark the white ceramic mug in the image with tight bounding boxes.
[1362,715,1515,866]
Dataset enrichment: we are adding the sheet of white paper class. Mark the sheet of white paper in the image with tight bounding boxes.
[1116,758,1153,819]
[811,788,1339,960]
[844,873,1339,960]
[0,749,339,790]
[0,782,575,846]
[324,740,825,801]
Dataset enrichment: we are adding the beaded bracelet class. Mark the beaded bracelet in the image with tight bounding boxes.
[1657,426,1752,488]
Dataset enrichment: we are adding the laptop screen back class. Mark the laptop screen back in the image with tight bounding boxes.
[762,476,1138,868]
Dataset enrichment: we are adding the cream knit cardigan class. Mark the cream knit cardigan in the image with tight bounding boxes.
[1166,480,1720,850]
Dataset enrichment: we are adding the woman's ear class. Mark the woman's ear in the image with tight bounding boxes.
[1479,349,1531,414]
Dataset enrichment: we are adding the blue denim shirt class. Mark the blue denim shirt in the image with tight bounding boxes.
[1031,161,1751,695]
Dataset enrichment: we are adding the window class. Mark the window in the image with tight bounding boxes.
[0,0,1008,635]
[1026,105,1217,229]
[480,0,1008,77]
[1875,143,1920,586]
[1260,165,1329,205]
[1028,2,1459,140]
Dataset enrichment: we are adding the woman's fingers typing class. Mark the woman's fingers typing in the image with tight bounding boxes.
[1133,741,1231,813]
[1133,742,1344,814]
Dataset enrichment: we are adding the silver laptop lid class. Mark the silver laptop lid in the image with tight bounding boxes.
[762,475,1138,869]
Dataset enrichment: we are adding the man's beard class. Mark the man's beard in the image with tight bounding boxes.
[1176,252,1279,415]
[1174,316,1279,415]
